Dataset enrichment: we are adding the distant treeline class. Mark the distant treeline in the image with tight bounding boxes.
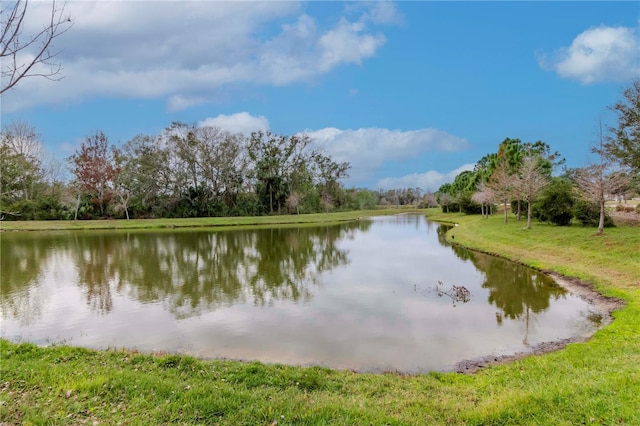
[0,121,436,221]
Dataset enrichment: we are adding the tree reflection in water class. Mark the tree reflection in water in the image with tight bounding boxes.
[1,220,371,321]
[0,233,53,324]
[435,223,567,341]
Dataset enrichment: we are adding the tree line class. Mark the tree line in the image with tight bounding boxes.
[0,118,446,221]
[2,80,637,223]
[436,79,640,235]
[0,122,360,220]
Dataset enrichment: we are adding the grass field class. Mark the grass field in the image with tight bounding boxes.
[0,209,417,232]
[1,209,639,425]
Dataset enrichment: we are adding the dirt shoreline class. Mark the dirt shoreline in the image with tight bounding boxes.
[454,271,624,374]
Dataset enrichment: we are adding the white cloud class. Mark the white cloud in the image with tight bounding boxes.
[317,19,385,72]
[3,1,392,112]
[304,127,469,184]
[539,24,640,84]
[375,164,475,190]
[347,1,404,25]
[198,112,270,136]
[167,95,208,112]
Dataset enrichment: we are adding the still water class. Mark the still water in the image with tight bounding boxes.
[0,215,602,372]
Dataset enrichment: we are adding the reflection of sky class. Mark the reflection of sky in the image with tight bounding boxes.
[1,216,601,372]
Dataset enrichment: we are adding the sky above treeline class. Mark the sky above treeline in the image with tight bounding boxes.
[3,1,638,190]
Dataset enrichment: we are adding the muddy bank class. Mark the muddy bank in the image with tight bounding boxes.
[454,272,624,374]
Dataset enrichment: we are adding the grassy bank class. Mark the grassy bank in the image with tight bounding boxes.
[0,209,418,232]
[1,211,639,424]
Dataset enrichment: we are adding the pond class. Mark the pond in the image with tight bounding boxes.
[0,215,604,372]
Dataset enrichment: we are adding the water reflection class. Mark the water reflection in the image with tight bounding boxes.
[1,221,370,321]
[433,223,569,342]
[0,216,601,372]
[436,226,566,321]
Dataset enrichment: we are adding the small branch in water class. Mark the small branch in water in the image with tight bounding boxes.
[414,281,471,306]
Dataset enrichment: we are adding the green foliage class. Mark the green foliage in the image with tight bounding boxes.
[227,193,260,217]
[0,199,35,220]
[351,189,377,210]
[34,196,70,220]
[533,178,575,226]
[573,200,615,227]
[1,120,356,221]
[458,193,482,214]
[606,79,640,173]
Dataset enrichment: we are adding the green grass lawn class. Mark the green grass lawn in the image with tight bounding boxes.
[1,209,639,425]
[0,209,416,232]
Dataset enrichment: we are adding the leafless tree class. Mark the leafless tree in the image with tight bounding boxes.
[42,151,67,197]
[513,155,549,229]
[437,192,452,213]
[1,0,72,94]
[1,119,42,159]
[485,156,514,224]
[472,182,493,218]
[574,122,630,235]
[0,119,44,202]
[422,190,438,208]
[286,191,300,214]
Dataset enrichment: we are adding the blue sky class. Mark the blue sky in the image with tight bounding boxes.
[2,1,638,190]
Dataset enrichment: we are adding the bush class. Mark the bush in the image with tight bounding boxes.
[636,204,640,214]
[573,200,615,228]
[229,193,260,216]
[34,196,70,220]
[459,194,482,215]
[532,178,575,226]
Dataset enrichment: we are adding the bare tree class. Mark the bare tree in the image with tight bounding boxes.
[0,120,44,205]
[485,157,514,224]
[574,123,630,235]
[286,191,300,215]
[472,182,493,218]
[1,119,42,159]
[437,192,452,213]
[513,155,549,229]
[422,190,438,208]
[42,151,67,197]
[1,0,72,94]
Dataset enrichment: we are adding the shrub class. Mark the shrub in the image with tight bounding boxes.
[532,178,575,226]
[459,193,482,215]
[573,200,615,227]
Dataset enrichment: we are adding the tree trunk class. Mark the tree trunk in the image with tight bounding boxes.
[503,198,508,223]
[269,188,273,214]
[527,201,532,229]
[517,200,521,221]
[597,199,605,235]
[74,192,80,221]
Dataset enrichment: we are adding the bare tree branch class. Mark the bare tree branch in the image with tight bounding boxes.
[1,0,72,94]
[574,121,631,235]
[485,156,514,224]
[513,155,549,229]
